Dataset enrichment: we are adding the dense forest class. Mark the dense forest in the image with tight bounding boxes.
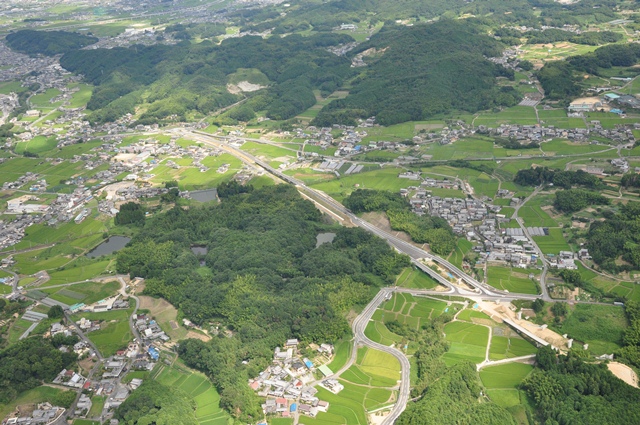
[116,185,409,420]
[587,202,640,273]
[0,336,77,403]
[6,30,97,55]
[522,346,640,424]
[343,189,457,255]
[554,189,609,213]
[616,301,640,368]
[313,21,521,126]
[58,32,353,124]
[514,167,604,189]
[538,43,640,99]
[116,380,198,425]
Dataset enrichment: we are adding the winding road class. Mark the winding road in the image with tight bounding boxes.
[185,130,550,422]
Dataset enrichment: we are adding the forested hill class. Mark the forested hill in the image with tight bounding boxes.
[313,21,521,126]
[116,184,409,420]
[6,30,97,56]
[58,32,353,124]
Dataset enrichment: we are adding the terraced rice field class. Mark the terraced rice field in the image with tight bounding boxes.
[153,364,230,425]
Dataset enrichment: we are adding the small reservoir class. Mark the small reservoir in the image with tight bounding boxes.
[191,246,208,256]
[316,232,336,248]
[87,236,131,258]
[190,189,218,203]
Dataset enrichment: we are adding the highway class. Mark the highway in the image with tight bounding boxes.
[351,289,411,425]
[186,130,549,423]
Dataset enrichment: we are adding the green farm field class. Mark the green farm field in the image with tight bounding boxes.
[489,336,537,361]
[153,363,230,425]
[557,304,628,355]
[532,228,570,255]
[41,280,120,305]
[487,266,539,295]
[480,363,534,409]
[395,267,439,290]
[442,321,489,366]
[310,167,413,202]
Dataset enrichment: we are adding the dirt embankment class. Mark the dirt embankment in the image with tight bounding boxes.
[608,362,639,388]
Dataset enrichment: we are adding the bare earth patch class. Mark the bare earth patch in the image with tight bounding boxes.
[608,362,639,388]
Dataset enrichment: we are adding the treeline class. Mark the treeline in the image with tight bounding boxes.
[538,43,640,99]
[395,313,515,424]
[60,33,353,124]
[616,301,640,368]
[522,346,640,424]
[0,337,77,403]
[115,202,145,226]
[343,189,408,213]
[6,30,97,56]
[343,189,457,255]
[527,29,622,46]
[116,185,409,420]
[554,188,609,213]
[621,173,640,189]
[514,167,604,189]
[587,202,640,273]
[116,380,198,425]
[313,21,521,127]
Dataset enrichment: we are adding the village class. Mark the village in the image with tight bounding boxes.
[249,338,335,422]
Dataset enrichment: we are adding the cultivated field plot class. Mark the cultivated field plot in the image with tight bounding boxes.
[520,42,598,63]
[456,308,491,323]
[489,336,537,361]
[487,266,539,295]
[473,106,538,127]
[423,137,495,161]
[480,363,533,408]
[558,304,628,355]
[442,321,489,366]
[67,83,93,109]
[137,295,190,340]
[532,228,570,255]
[327,340,352,372]
[72,309,133,357]
[395,267,439,290]
[537,110,587,129]
[150,153,242,190]
[41,280,119,306]
[310,167,413,202]
[310,348,398,425]
[153,364,230,425]
[240,141,297,160]
[518,202,557,228]
[540,139,610,156]
[341,347,401,388]
[283,167,335,185]
[448,239,473,269]
[375,293,449,331]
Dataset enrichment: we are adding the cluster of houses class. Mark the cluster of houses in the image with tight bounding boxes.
[249,339,334,419]
[547,249,590,270]
[134,314,170,343]
[53,369,88,389]
[2,403,64,425]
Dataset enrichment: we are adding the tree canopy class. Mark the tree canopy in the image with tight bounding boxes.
[116,185,409,420]
[313,21,520,126]
[0,337,77,404]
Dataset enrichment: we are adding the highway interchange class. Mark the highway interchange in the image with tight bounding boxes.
[184,130,563,422]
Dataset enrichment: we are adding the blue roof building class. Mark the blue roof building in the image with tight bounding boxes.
[148,346,159,361]
[290,403,297,412]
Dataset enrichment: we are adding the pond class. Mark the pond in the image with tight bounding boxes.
[190,189,218,202]
[86,236,131,258]
[316,232,336,248]
[191,246,208,256]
